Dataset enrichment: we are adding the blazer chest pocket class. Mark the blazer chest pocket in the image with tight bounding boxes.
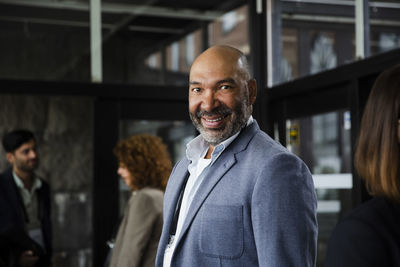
[199,204,244,259]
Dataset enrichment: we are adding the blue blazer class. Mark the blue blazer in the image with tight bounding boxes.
[156,121,318,267]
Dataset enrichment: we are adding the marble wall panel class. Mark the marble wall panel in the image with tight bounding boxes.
[0,94,94,267]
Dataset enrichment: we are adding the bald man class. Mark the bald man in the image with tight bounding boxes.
[156,45,317,267]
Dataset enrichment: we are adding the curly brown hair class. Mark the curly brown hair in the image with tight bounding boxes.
[113,134,172,191]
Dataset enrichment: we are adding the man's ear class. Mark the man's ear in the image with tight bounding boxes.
[6,152,14,165]
[248,79,257,105]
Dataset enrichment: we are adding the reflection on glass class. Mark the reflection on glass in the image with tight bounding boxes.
[170,42,180,72]
[286,110,352,266]
[221,10,238,34]
[370,0,400,56]
[280,57,293,83]
[141,4,249,76]
[146,52,161,69]
[281,28,298,81]
[143,29,202,75]
[310,32,337,75]
[378,33,400,53]
[185,34,195,66]
[279,1,400,83]
[209,5,249,55]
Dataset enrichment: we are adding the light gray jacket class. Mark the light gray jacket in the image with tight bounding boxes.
[109,187,163,267]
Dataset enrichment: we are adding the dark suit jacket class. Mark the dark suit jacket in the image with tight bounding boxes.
[325,197,400,267]
[0,168,52,266]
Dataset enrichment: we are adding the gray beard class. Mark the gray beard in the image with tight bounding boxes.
[189,101,250,146]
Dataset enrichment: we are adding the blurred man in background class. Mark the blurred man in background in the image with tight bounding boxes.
[0,129,51,267]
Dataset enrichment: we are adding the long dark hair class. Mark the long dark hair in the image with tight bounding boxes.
[354,64,400,202]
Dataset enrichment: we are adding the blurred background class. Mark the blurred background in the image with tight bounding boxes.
[0,0,399,266]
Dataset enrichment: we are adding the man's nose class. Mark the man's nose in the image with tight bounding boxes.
[201,89,220,112]
[29,150,37,158]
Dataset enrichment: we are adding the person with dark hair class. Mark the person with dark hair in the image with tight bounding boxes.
[156,45,317,267]
[325,64,400,267]
[108,134,172,267]
[0,130,52,267]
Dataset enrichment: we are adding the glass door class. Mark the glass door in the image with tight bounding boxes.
[285,110,353,266]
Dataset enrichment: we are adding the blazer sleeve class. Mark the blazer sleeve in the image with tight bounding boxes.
[113,191,161,267]
[325,218,388,267]
[251,152,318,267]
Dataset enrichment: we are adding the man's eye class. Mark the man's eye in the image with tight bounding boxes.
[191,87,201,92]
[220,85,231,90]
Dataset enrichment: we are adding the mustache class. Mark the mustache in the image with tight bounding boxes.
[195,106,233,118]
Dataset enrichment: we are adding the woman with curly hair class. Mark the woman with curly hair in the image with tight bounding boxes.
[325,64,400,267]
[108,134,172,267]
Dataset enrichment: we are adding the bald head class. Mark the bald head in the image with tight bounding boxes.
[191,45,251,81]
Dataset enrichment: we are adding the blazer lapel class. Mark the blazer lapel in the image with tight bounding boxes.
[176,153,236,245]
[158,158,190,253]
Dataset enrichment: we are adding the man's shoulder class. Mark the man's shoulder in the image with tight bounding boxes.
[172,156,190,172]
[0,169,13,184]
[0,168,12,176]
[236,127,311,178]
[236,120,286,150]
[0,170,15,203]
[244,128,288,156]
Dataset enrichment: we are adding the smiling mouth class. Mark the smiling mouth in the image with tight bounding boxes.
[194,106,232,129]
[203,115,227,122]
[201,114,229,128]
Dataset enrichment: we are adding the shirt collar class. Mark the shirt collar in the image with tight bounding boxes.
[186,116,254,162]
[12,170,42,193]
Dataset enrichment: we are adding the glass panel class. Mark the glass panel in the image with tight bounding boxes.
[370,0,400,56]
[280,1,400,83]
[281,28,298,82]
[280,1,356,83]
[117,119,196,216]
[209,5,250,56]
[169,42,180,72]
[141,28,203,84]
[141,3,250,81]
[0,5,90,81]
[286,110,353,267]
[310,31,337,75]
[146,52,162,69]
[371,30,400,56]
